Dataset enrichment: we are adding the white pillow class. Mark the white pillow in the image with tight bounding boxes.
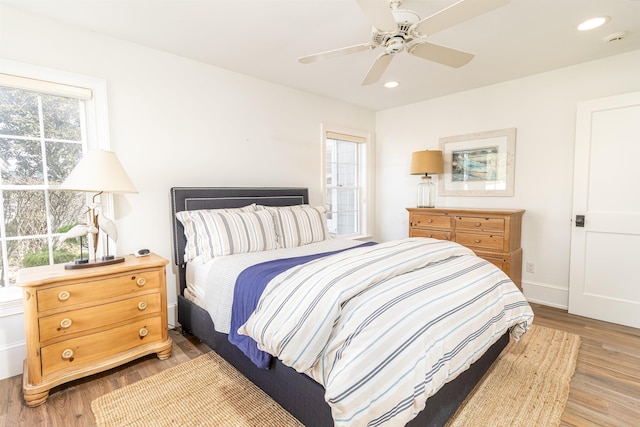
[175,204,258,261]
[266,205,331,248]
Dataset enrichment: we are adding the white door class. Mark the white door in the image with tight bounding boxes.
[568,91,640,328]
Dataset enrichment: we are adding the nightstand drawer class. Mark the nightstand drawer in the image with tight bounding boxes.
[41,316,163,376]
[410,214,451,229]
[39,293,162,342]
[37,270,161,312]
[455,216,505,233]
[455,232,505,252]
[410,229,451,240]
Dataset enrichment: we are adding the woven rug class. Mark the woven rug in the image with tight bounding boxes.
[446,324,581,427]
[91,324,580,427]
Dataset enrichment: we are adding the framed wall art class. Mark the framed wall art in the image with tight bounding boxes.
[439,128,516,196]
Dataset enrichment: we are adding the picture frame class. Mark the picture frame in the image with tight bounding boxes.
[439,128,516,196]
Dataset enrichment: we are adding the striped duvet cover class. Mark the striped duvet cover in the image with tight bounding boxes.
[238,238,534,426]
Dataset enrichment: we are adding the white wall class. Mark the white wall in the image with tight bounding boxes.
[0,5,375,378]
[375,49,640,308]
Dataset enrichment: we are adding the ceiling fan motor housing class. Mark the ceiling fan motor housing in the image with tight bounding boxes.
[391,9,421,33]
[372,8,420,50]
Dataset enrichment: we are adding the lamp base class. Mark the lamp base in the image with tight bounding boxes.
[64,256,125,270]
[417,175,436,208]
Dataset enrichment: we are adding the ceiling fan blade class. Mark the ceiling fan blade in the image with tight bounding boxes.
[355,0,397,32]
[361,53,393,86]
[298,43,373,64]
[409,41,474,68]
[416,0,510,36]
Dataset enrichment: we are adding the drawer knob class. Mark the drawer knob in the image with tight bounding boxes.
[58,291,70,301]
[136,277,147,287]
[475,222,482,227]
[139,328,149,338]
[60,318,73,329]
[427,219,433,223]
[475,239,481,243]
[138,301,148,311]
[61,349,74,360]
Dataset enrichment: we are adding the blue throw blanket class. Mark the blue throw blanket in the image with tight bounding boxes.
[228,242,376,368]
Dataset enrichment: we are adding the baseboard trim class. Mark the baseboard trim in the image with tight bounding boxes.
[0,340,26,380]
[522,280,569,310]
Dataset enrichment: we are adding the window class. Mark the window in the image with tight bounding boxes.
[0,63,108,287]
[323,127,368,237]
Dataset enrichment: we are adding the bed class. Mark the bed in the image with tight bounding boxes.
[170,187,533,426]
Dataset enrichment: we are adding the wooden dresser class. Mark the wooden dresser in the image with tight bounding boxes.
[407,208,525,289]
[17,253,173,407]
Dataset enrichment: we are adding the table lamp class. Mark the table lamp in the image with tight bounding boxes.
[410,150,444,208]
[58,149,137,268]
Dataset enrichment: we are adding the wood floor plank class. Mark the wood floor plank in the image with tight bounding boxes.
[1,304,638,426]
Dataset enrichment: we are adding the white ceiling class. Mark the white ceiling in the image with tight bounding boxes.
[3,0,640,111]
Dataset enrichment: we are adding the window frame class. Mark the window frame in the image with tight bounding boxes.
[0,60,111,293]
[322,124,370,239]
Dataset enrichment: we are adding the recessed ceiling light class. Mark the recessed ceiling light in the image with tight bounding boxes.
[577,16,609,31]
[384,81,399,88]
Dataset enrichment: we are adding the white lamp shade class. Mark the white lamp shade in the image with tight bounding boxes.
[59,150,137,193]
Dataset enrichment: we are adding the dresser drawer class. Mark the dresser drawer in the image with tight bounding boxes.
[41,316,163,376]
[479,254,506,271]
[39,293,161,342]
[410,229,451,240]
[455,232,505,252]
[455,216,505,233]
[410,214,451,229]
[37,270,161,312]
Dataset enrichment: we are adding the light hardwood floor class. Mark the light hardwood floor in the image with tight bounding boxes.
[1,303,638,426]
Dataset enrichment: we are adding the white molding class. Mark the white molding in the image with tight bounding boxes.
[0,291,25,379]
[522,279,569,310]
[168,302,177,330]
[0,340,25,380]
[0,287,23,317]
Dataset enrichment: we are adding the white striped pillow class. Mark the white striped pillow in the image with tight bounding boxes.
[268,205,331,248]
[176,204,259,261]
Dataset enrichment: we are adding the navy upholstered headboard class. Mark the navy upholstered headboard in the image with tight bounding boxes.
[169,187,309,292]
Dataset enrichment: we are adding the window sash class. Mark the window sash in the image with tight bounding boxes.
[323,125,368,238]
[0,61,109,288]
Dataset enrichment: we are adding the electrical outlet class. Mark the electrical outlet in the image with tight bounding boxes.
[526,262,535,274]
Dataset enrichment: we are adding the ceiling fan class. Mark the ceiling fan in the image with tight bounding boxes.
[298,0,510,85]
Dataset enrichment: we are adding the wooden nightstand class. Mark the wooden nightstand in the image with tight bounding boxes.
[407,208,525,289]
[17,253,173,407]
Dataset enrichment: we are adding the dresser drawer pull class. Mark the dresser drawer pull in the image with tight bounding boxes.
[136,277,147,287]
[139,328,149,338]
[475,222,482,227]
[58,291,71,301]
[427,219,433,223]
[61,349,74,360]
[475,239,481,243]
[60,318,73,329]
[138,301,148,311]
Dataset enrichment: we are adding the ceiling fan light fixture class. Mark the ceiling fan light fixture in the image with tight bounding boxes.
[577,16,609,31]
[384,81,399,88]
[385,37,405,55]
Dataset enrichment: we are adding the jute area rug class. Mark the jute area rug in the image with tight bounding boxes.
[91,324,580,427]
